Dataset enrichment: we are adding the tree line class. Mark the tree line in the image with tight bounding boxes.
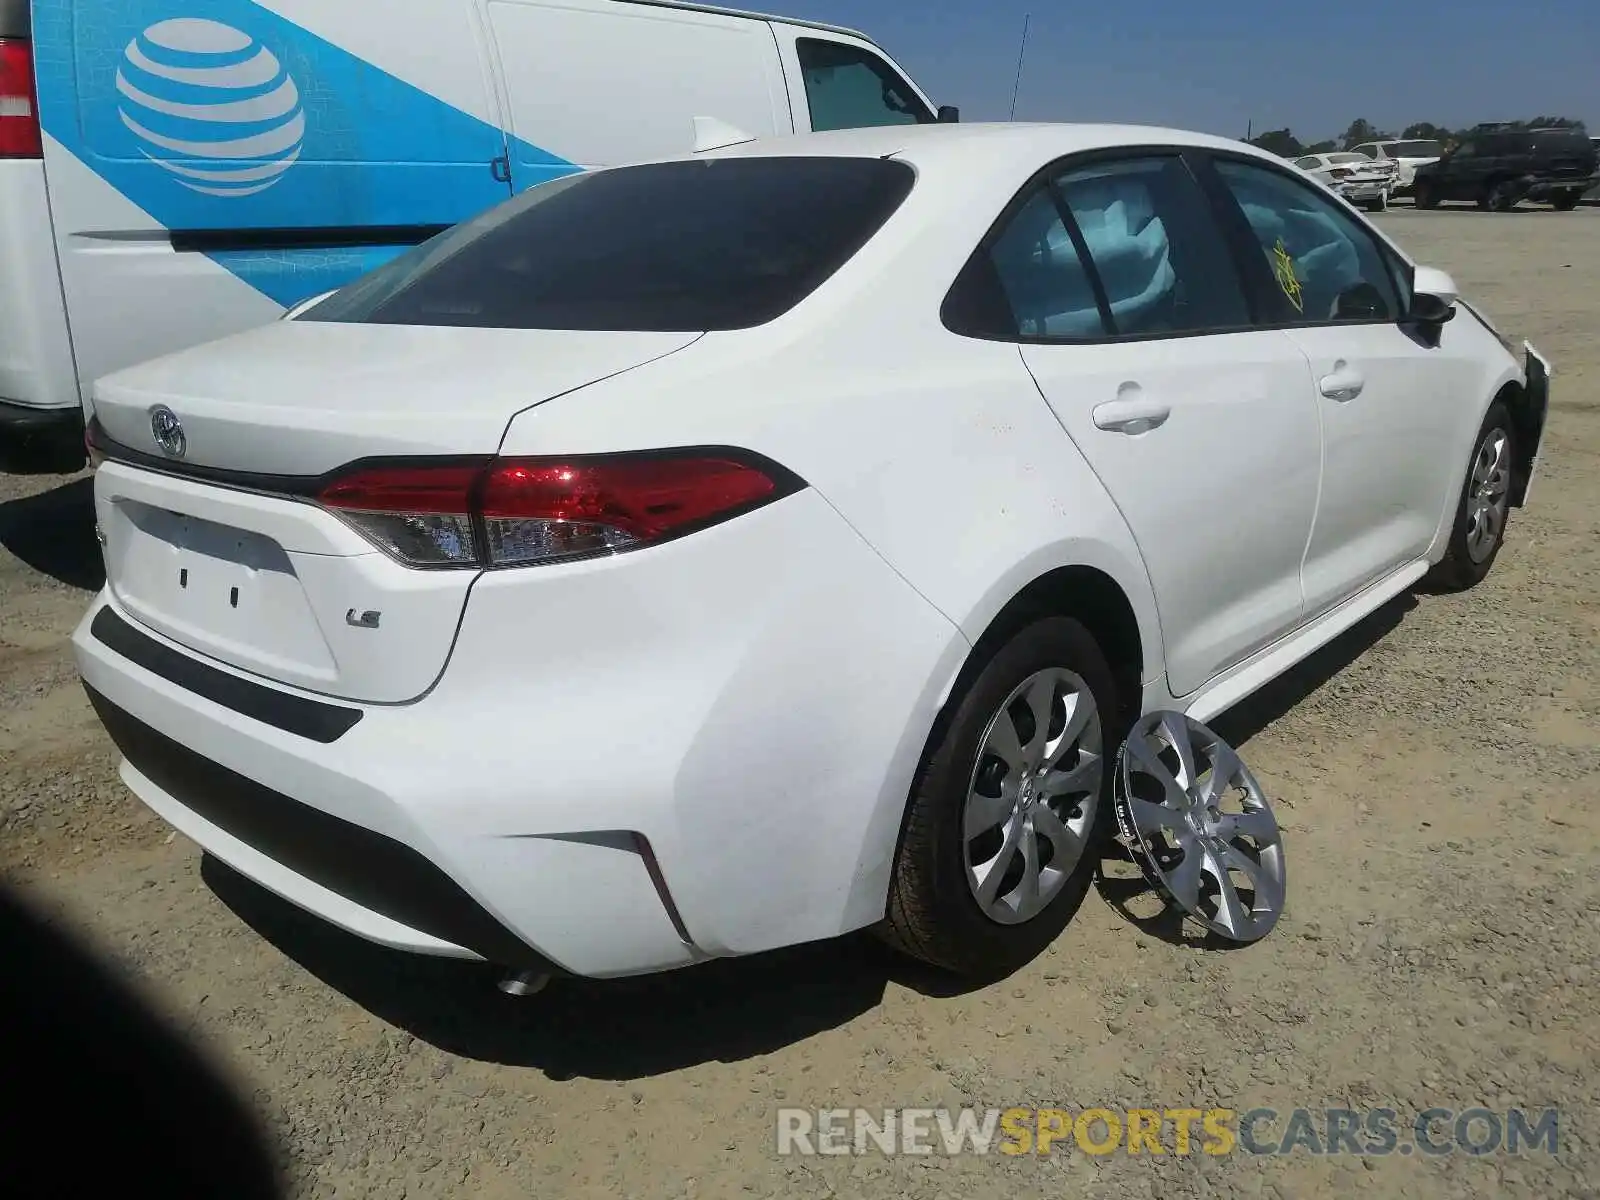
[1246,116,1588,159]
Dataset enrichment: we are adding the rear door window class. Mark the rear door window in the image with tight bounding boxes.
[795,38,933,131]
[1053,156,1251,337]
[304,156,915,331]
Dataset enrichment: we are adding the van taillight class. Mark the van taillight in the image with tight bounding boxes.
[0,38,42,159]
[317,451,804,570]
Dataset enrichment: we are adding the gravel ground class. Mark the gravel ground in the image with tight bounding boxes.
[2,206,1597,1200]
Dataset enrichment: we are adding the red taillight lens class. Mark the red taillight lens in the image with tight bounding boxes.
[317,452,799,570]
[0,39,42,159]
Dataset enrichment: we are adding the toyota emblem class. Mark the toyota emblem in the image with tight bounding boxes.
[149,405,186,458]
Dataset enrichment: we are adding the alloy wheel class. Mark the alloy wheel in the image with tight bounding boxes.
[1466,428,1512,563]
[962,668,1102,925]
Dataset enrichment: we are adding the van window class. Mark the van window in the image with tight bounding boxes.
[303,157,915,332]
[795,38,933,131]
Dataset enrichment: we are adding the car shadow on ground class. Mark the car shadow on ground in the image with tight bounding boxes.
[203,855,972,1080]
[203,591,1421,1073]
[1092,590,1418,947]
[0,476,104,592]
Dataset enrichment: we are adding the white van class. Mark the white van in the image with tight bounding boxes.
[0,0,951,469]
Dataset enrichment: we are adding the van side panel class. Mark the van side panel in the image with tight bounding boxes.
[484,0,791,172]
[29,0,576,419]
[0,158,79,412]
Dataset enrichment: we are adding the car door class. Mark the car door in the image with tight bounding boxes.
[1204,154,1476,617]
[1439,139,1481,200]
[991,153,1322,695]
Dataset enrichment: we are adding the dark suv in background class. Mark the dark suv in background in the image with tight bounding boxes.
[1413,127,1598,211]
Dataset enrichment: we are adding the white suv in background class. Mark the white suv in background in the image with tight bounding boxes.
[1350,139,1445,196]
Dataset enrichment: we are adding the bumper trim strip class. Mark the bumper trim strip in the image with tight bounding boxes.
[90,605,362,744]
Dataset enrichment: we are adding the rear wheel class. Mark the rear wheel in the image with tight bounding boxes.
[1424,401,1516,592]
[880,617,1118,979]
[1551,190,1582,211]
[1414,180,1439,209]
[1481,178,1518,211]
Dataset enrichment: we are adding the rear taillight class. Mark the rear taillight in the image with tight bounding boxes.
[317,451,802,570]
[0,38,42,159]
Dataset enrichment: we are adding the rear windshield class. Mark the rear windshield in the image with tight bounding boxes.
[1385,141,1442,158]
[303,157,915,332]
[1328,153,1371,165]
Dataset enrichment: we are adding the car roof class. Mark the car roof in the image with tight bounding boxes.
[697,121,1284,173]
[617,0,869,41]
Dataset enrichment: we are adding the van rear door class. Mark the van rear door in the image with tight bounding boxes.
[29,0,519,424]
[767,24,936,134]
[483,0,790,177]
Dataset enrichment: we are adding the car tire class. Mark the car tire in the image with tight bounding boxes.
[1365,194,1388,213]
[1414,180,1439,209]
[880,616,1119,980]
[1551,190,1581,211]
[1481,179,1518,212]
[1424,401,1516,592]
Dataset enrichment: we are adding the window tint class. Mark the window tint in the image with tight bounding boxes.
[796,38,933,131]
[1213,159,1401,325]
[1293,156,1321,170]
[1454,141,1477,158]
[1054,156,1251,337]
[303,157,914,332]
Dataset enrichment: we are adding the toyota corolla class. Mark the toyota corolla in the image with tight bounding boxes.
[73,123,1548,985]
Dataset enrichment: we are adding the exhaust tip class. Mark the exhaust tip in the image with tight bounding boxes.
[497,969,550,997]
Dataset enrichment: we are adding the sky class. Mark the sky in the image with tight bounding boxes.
[776,0,1599,142]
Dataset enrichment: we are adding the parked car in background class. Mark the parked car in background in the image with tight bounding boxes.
[1348,139,1443,195]
[1413,127,1599,211]
[74,122,1546,984]
[1588,137,1600,202]
[0,0,952,471]
[1292,151,1397,211]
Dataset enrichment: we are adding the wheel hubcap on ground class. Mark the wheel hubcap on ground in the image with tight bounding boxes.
[963,668,1102,925]
[1466,429,1511,563]
[1114,712,1285,942]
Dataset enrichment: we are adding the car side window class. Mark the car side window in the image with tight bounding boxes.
[1293,156,1321,170]
[1212,159,1402,326]
[1454,141,1476,158]
[795,38,933,131]
[948,187,1107,339]
[1053,156,1251,337]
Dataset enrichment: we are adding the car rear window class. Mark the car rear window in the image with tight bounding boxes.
[303,156,915,332]
[1531,130,1594,154]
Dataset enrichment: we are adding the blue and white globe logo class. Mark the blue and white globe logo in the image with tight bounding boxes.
[115,18,304,197]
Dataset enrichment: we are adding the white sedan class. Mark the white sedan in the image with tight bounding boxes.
[74,122,1546,985]
[1293,151,1398,211]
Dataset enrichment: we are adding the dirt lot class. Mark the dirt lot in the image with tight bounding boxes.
[3,206,1598,1200]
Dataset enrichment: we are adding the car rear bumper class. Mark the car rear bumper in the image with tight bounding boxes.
[73,487,968,978]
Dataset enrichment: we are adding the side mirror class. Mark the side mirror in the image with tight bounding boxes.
[937,105,961,123]
[1409,265,1458,324]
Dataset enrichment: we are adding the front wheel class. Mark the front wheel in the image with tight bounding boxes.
[880,617,1118,979]
[1424,401,1516,592]
[1551,190,1582,211]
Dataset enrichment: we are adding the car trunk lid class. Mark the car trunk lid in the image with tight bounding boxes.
[91,322,700,703]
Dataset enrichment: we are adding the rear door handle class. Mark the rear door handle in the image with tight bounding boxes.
[1319,363,1365,402]
[1092,387,1171,434]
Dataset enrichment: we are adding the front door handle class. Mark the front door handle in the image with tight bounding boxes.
[1093,386,1172,434]
[1319,362,1365,402]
